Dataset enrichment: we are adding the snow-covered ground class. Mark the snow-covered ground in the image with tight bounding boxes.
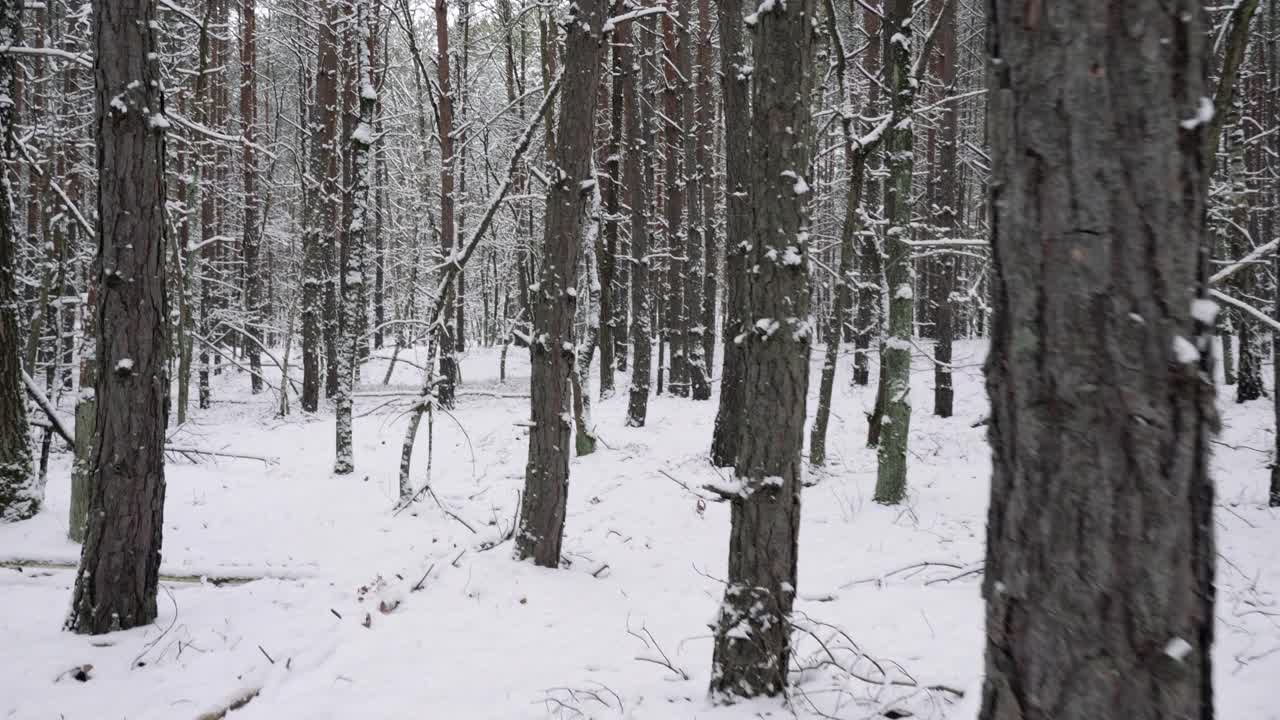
[2,339,1278,719]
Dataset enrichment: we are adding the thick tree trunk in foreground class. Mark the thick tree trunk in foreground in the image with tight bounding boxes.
[517,0,605,567]
[710,0,816,698]
[709,0,752,466]
[0,0,37,523]
[980,2,1216,717]
[68,0,170,634]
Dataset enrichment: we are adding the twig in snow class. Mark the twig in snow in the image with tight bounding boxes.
[257,645,275,665]
[626,619,690,680]
[411,563,436,592]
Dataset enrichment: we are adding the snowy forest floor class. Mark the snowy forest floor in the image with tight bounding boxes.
[2,340,1278,719]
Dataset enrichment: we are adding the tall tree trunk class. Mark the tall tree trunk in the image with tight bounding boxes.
[678,0,710,400]
[598,0,622,400]
[624,8,653,427]
[335,0,375,475]
[660,4,688,397]
[872,0,915,505]
[68,0,170,634]
[241,0,263,395]
[0,0,37,523]
[709,0,753,466]
[931,0,956,418]
[709,0,816,697]
[516,0,605,568]
[303,0,339,412]
[696,0,716,373]
[436,0,460,409]
[851,5,881,388]
[980,2,1216,717]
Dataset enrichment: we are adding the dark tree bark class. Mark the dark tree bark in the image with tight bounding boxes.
[678,0,710,400]
[930,0,956,418]
[599,0,623,399]
[709,0,753,467]
[435,0,460,409]
[980,1,1216,718]
[696,0,716,372]
[660,6,689,397]
[68,0,170,634]
[850,5,881,389]
[241,0,263,395]
[0,0,37,523]
[516,0,605,567]
[709,0,816,698]
[871,0,916,505]
[303,0,340,412]
[624,8,653,427]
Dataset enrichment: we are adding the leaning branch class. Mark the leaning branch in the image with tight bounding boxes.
[21,371,73,446]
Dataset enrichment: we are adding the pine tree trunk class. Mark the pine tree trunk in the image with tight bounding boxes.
[599,2,622,399]
[624,9,653,427]
[696,0,716,373]
[241,0,263,395]
[660,6,688,398]
[851,5,881,389]
[872,0,915,505]
[709,0,752,466]
[0,0,37,523]
[435,0,459,409]
[709,0,816,697]
[516,0,605,567]
[677,0,710,400]
[931,0,956,419]
[980,2,1216,717]
[303,0,339,413]
[68,0,170,633]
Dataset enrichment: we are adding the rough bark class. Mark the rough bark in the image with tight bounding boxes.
[850,5,881,388]
[660,5,688,397]
[516,0,606,567]
[303,0,340,413]
[435,0,460,409]
[678,0,710,400]
[872,0,915,505]
[979,2,1216,718]
[709,0,752,466]
[68,0,170,634]
[241,0,263,395]
[0,0,37,523]
[931,0,956,419]
[709,0,816,698]
[624,8,653,427]
[599,0,623,399]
